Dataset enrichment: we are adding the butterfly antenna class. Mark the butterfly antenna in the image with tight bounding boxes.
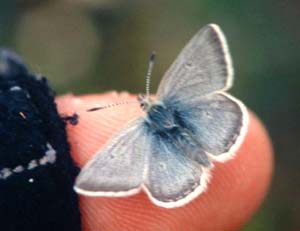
[87,100,138,112]
[145,51,156,98]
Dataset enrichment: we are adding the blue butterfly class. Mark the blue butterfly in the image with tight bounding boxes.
[74,24,248,208]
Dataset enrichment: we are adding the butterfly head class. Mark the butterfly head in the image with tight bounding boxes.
[138,94,154,112]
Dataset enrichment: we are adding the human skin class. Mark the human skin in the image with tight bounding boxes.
[56,92,273,231]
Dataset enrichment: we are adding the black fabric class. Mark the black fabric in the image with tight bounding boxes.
[0,50,82,231]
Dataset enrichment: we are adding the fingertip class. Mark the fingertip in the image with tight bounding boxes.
[202,110,273,230]
[56,92,141,167]
[56,94,273,231]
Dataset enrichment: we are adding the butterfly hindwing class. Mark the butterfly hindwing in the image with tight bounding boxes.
[144,131,209,208]
[164,92,248,162]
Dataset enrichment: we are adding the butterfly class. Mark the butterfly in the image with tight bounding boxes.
[74,24,249,208]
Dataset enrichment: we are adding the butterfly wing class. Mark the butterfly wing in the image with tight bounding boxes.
[143,132,210,208]
[157,24,233,101]
[165,92,248,162]
[157,24,248,162]
[74,118,148,197]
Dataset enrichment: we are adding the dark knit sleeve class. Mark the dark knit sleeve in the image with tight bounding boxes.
[0,49,82,231]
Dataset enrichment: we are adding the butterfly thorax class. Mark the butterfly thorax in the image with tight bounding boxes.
[139,100,178,133]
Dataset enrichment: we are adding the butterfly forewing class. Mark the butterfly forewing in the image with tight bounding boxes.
[74,118,148,196]
[157,24,233,101]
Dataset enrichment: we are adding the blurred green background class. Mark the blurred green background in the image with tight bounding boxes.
[1,0,299,230]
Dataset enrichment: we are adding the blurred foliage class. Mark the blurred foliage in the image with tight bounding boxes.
[0,0,299,230]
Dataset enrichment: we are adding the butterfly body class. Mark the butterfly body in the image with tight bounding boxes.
[74,24,249,208]
[145,102,178,130]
